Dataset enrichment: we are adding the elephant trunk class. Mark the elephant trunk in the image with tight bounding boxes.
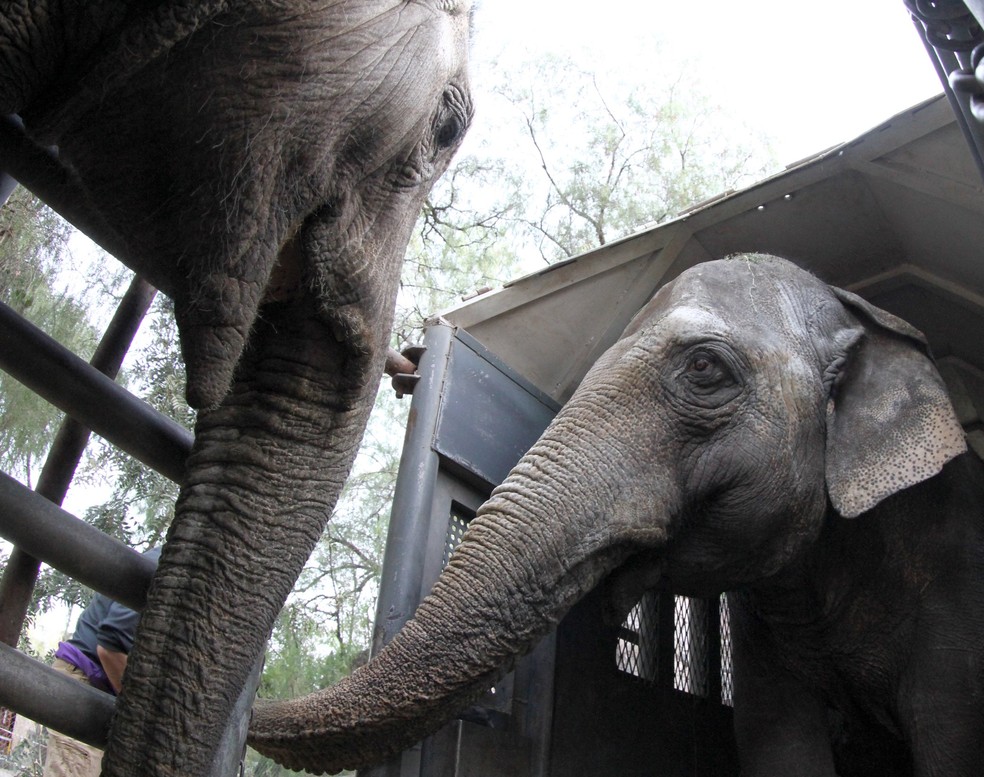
[248,396,674,774]
[100,295,385,777]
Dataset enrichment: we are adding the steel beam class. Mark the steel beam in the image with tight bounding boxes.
[0,115,133,272]
[0,642,115,749]
[0,473,155,611]
[0,300,192,483]
[0,276,158,646]
[370,324,456,653]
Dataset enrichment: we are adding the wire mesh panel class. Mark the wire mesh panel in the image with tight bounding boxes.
[616,589,659,682]
[674,597,709,697]
[616,589,733,707]
[0,708,13,755]
[720,594,733,706]
[442,506,471,567]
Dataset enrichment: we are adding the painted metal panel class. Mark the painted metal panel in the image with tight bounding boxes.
[433,332,560,491]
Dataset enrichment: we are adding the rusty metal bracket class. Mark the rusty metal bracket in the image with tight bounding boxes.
[906,0,984,181]
[387,344,427,398]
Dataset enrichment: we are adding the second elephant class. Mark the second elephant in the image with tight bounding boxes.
[248,254,984,776]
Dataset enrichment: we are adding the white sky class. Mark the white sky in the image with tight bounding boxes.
[469,0,942,166]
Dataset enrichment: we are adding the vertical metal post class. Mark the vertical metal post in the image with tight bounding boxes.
[211,655,264,777]
[656,582,675,691]
[360,323,455,777]
[705,596,722,704]
[0,115,133,270]
[370,323,455,654]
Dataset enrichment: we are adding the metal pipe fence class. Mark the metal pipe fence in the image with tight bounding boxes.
[0,132,253,774]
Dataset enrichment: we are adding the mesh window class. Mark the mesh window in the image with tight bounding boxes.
[616,589,659,682]
[443,506,472,567]
[674,597,709,696]
[720,594,733,706]
[616,591,733,704]
[0,708,14,755]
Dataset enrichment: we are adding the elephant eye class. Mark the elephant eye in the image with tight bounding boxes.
[691,355,713,374]
[684,349,735,390]
[433,85,472,151]
[436,113,464,149]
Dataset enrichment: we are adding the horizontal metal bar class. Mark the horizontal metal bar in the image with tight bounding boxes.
[0,115,142,284]
[0,642,114,749]
[0,299,193,482]
[0,276,159,647]
[0,473,155,611]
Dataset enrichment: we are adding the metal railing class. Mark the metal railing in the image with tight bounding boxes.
[907,0,984,183]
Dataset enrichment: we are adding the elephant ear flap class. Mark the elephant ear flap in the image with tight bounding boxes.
[824,287,966,518]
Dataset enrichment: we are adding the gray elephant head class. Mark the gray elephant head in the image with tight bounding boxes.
[246,254,967,774]
[3,0,474,408]
[2,1,472,774]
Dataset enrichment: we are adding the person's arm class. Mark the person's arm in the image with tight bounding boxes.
[96,644,128,693]
[96,599,140,693]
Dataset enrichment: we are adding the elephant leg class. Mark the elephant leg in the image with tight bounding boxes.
[898,638,984,777]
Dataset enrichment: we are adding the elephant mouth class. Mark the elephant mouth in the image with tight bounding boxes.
[177,214,322,410]
[263,227,307,304]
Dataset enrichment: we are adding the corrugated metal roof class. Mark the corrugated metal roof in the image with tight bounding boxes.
[441,95,984,416]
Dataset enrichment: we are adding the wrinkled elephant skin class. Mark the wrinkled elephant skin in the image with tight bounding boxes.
[1,2,472,775]
[248,255,984,776]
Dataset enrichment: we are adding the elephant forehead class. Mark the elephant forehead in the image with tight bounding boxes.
[631,297,818,392]
[657,304,732,336]
[647,299,796,349]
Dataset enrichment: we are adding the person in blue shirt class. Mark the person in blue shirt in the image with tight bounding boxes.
[43,546,160,777]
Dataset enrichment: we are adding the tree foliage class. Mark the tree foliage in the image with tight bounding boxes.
[0,190,98,487]
[392,51,773,349]
[29,294,193,618]
[82,295,193,548]
[496,54,770,259]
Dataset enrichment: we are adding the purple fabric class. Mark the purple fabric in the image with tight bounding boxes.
[55,642,114,695]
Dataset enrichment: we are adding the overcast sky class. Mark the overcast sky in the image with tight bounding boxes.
[469,0,943,165]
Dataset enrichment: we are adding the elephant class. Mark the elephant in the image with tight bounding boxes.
[246,254,984,776]
[1,1,472,774]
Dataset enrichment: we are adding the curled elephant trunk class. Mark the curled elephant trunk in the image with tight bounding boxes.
[247,392,675,774]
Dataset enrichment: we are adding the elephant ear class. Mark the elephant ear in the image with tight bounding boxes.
[824,287,966,518]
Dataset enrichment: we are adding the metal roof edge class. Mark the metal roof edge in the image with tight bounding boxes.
[442,94,952,328]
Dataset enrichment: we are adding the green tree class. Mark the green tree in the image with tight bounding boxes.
[0,723,46,776]
[499,54,771,259]
[454,53,769,260]
[0,190,101,488]
[30,294,192,617]
[81,294,193,548]
[391,51,773,348]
